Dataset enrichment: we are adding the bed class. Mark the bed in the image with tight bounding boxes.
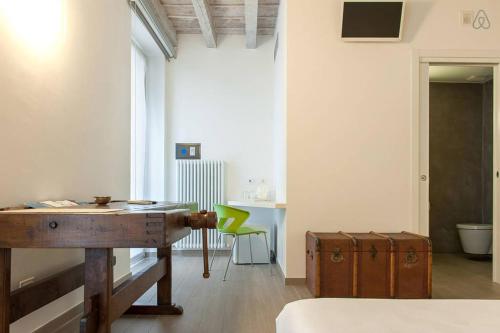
[276,298,500,333]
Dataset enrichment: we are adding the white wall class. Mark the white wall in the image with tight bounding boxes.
[273,0,288,273]
[285,0,500,278]
[0,0,132,331]
[165,34,275,202]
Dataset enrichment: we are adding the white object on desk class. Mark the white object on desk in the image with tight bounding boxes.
[227,200,286,209]
[40,200,79,207]
[255,180,270,200]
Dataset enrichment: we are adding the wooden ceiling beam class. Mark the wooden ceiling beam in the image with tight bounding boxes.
[244,0,258,48]
[191,0,217,48]
[175,27,275,35]
[165,4,278,17]
[149,0,178,47]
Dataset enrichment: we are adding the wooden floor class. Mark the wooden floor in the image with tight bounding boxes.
[61,253,500,333]
[433,253,500,299]
[111,254,310,333]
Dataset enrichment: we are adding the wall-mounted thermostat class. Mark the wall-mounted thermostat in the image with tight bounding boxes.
[461,10,474,25]
[176,143,201,160]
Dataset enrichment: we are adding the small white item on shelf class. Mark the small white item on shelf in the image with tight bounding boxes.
[255,179,270,201]
[242,190,255,200]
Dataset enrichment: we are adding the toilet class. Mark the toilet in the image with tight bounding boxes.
[456,224,493,255]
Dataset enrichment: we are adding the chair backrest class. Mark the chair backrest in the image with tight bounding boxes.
[213,204,250,234]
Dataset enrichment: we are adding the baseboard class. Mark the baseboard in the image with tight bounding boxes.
[130,252,147,266]
[275,260,285,282]
[33,272,132,333]
[284,278,306,286]
[34,303,83,333]
[172,249,230,256]
[274,261,306,286]
[115,272,134,286]
[130,251,159,267]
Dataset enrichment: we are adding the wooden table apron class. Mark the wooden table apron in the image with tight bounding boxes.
[0,203,195,333]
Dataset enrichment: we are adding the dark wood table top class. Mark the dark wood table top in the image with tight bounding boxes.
[0,201,197,214]
[0,201,200,249]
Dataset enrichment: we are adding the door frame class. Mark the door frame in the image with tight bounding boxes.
[412,50,500,282]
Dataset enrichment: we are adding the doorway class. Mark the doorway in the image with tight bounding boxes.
[429,65,493,254]
[416,56,500,283]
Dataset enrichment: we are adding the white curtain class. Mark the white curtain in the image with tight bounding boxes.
[130,43,148,200]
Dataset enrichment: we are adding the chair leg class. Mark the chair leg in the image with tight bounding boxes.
[237,235,240,263]
[223,235,236,281]
[210,233,221,271]
[264,232,272,276]
[249,234,254,266]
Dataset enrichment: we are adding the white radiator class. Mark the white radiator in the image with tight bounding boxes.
[174,160,227,249]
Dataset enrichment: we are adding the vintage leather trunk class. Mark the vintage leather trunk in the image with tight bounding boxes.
[306,231,357,297]
[306,231,432,299]
[383,232,432,298]
[350,232,393,298]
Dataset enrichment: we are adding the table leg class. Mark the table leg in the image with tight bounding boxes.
[125,246,183,315]
[0,249,11,333]
[202,228,210,278]
[157,246,182,313]
[80,249,113,333]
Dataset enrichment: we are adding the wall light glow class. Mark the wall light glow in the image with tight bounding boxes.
[0,0,64,55]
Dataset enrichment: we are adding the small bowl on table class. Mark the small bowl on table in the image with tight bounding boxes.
[94,196,111,205]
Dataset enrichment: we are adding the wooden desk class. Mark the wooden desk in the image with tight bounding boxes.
[0,202,216,333]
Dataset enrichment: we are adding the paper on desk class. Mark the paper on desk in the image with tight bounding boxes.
[0,208,123,214]
[40,200,79,208]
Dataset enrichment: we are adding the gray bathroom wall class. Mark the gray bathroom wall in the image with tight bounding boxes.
[429,82,493,253]
[482,80,494,226]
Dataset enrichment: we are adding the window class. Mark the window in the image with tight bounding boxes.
[130,43,148,200]
[130,10,166,263]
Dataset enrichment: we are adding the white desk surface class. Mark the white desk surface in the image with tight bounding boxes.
[227,200,286,209]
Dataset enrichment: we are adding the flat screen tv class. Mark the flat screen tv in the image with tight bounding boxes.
[341,1,405,42]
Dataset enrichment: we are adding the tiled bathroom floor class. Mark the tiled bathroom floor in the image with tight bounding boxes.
[433,253,500,299]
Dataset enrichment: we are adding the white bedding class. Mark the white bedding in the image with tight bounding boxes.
[276,298,500,333]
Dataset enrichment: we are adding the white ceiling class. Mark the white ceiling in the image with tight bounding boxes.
[429,65,493,83]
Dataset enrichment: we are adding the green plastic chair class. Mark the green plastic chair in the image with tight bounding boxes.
[210,204,271,281]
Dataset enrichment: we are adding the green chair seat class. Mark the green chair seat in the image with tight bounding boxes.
[220,226,267,235]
